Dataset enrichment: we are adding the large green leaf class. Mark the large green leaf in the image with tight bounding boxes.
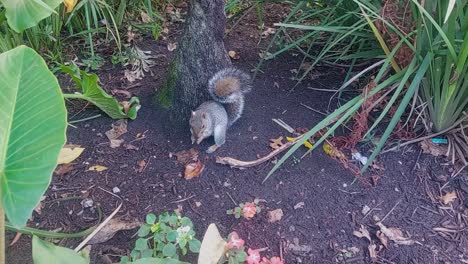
[32,236,88,264]
[133,258,189,264]
[61,65,141,120]
[0,0,63,32]
[0,46,67,227]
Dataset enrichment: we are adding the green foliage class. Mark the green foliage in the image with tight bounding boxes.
[0,45,67,227]
[226,199,261,219]
[157,60,177,108]
[0,0,63,32]
[61,64,141,119]
[32,236,89,264]
[123,212,201,263]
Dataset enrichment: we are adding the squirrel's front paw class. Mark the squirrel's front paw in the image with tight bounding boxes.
[206,145,219,153]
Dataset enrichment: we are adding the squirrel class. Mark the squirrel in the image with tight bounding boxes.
[190,68,252,153]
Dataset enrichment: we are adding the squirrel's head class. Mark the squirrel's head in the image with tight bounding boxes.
[189,111,211,144]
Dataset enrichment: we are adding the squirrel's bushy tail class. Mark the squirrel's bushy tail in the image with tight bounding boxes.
[208,68,252,103]
[208,67,252,126]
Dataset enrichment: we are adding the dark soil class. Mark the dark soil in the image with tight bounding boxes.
[6,3,468,264]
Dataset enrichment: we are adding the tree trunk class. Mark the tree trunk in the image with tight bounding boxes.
[162,0,231,124]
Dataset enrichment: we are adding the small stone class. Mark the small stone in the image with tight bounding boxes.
[214,195,220,199]
[294,202,305,210]
[373,215,381,222]
[195,201,202,207]
[223,181,231,187]
[289,225,296,232]
[112,187,121,193]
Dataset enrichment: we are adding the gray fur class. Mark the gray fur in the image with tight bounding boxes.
[190,68,252,152]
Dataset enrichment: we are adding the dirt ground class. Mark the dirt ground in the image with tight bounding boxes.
[6,3,468,264]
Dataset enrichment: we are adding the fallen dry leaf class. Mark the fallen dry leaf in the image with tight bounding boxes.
[175,148,199,164]
[140,11,152,23]
[440,191,457,205]
[123,143,139,150]
[353,225,371,242]
[286,136,312,149]
[112,89,132,99]
[54,164,75,176]
[9,233,22,246]
[88,165,108,172]
[63,0,77,13]
[376,230,388,248]
[228,50,240,60]
[420,139,447,157]
[269,136,284,149]
[197,224,227,264]
[376,222,415,246]
[368,243,379,261]
[136,160,146,173]
[167,42,177,51]
[57,145,84,164]
[105,120,127,149]
[33,196,46,215]
[184,161,204,180]
[267,209,284,223]
[88,218,142,244]
[261,27,276,38]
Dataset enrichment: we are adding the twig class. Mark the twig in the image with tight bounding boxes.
[226,192,237,206]
[216,136,303,168]
[170,194,195,204]
[74,202,122,252]
[379,199,402,224]
[69,114,102,124]
[300,103,327,116]
[272,118,295,133]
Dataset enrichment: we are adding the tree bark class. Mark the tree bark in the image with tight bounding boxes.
[163,0,232,124]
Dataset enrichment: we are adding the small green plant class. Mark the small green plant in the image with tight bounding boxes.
[226,199,261,219]
[121,212,201,263]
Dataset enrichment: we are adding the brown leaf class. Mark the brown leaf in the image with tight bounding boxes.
[136,160,146,173]
[57,145,84,164]
[228,50,240,60]
[353,225,371,242]
[140,11,152,23]
[54,164,75,176]
[124,143,139,151]
[9,233,22,246]
[112,89,132,99]
[267,209,284,223]
[105,120,128,141]
[184,161,205,180]
[420,139,447,157]
[294,202,305,210]
[368,243,379,261]
[269,136,284,149]
[175,148,199,164]
[376,230,388,248]
[440,191,457,205]
[88,218,142,244]
[376,222,415,246]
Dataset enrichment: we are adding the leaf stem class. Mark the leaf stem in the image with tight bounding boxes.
[63,93,86,100]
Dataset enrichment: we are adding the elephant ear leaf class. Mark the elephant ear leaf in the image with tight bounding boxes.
[32,236,89,264]
[1,0,63,32]
[0,45,67,227]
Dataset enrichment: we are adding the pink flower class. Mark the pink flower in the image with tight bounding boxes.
[227,232,245,249]
[247,248,261,264]
[242,203,257,218]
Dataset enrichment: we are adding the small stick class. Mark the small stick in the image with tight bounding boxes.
[170,194,195,204]
[379,199,402,224]
[272,118,295,133]
[69,114,102,124]
[226,192,237,206]
[216,136,303,168]
[75,202,122,252]
[300,103,327,116]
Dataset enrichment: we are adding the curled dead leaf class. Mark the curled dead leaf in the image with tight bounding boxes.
[63,0,78,13]
[420,139,447,157]
[175,148,199,165]
[54,164,75,176]
[353,225,371,242]
[184,161,204,180]
[440,191,457,205]
[267,209,284,223]
[376,230,388,248]
[376,222,415,246]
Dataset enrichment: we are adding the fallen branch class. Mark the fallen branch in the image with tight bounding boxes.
[216,136,303,168]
